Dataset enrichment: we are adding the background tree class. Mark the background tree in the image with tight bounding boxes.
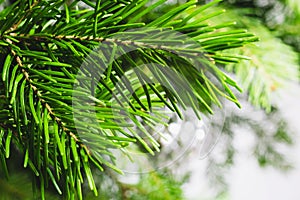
[188,0,299,198]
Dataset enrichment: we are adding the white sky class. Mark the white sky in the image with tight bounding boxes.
[183,82,300,200]
[228,83,300,200]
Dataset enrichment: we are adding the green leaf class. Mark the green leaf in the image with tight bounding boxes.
[2,54,12,82]
[5,129,12,159]
[29,87,39,124]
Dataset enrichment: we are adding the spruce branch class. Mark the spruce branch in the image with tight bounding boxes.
[0,0,259,199]
[6,37,82,144]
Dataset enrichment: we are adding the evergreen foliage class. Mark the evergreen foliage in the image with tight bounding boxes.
[0,0,274,199]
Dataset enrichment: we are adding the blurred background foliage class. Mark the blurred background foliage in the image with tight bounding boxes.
[195,0,299,198]
[0,0,299,199]
[123,0,300,198]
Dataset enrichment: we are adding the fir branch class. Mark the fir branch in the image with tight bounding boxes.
[5,37,90,154]
[7,33,208,58]
[8,0,40,33]
[0,0,261,199]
